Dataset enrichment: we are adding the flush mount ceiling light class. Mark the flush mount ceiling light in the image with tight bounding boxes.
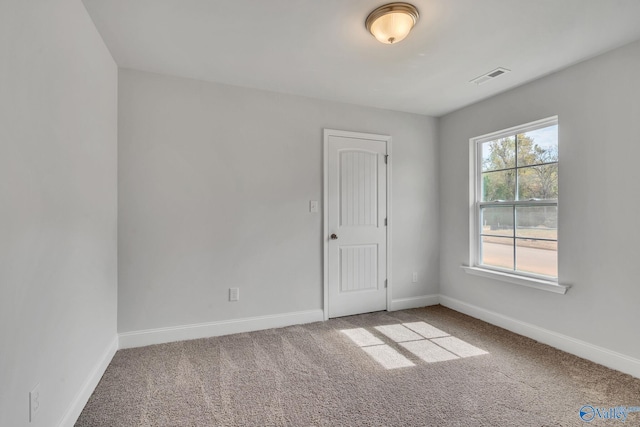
[366,3,419,44]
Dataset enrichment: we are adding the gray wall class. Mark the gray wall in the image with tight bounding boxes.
[118,68,439,332]
[0,0,118,426]
[439,39,640,359]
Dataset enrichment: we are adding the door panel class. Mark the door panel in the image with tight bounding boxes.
[326,133,387,318]
[340,245,377,292]
[340,150,378,227]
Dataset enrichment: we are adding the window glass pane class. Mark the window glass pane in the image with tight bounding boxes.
[481,236,514,270]
[481,206,513,237]
[516,206,557,240]
[482,170,516,201]
[481,137,515,172]
[474,119,558,279]
[516,239,557,277]
[517,125,558,167]
[518,164,558,200]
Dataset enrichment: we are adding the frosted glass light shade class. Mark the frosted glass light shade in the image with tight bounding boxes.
[366,3,419,44]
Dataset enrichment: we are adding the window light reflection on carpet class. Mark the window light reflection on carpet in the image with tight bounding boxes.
[340,321,488,370]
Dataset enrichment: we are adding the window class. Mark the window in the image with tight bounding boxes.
[470,117,558,282]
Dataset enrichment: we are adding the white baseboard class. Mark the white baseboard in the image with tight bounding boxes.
[439,295,640,379]
[58,336,118,427]
[389,294,440,311]
[118,309,324,349]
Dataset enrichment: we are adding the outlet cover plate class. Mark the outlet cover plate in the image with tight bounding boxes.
[30,383,41,422]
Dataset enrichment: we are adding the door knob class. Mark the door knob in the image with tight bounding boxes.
[330,234,338,240]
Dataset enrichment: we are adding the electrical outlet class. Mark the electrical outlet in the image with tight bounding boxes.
[229,288,239,302]
[29,384,41,422]
[412,272,418,283]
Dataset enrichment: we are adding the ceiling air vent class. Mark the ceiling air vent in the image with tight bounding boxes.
[470,67,511,85]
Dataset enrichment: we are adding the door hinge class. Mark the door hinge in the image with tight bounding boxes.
[384,218,387,226]
[384,279,388,288]
[384,155,389,164]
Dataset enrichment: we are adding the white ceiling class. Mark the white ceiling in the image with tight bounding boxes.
[83,0,640,117]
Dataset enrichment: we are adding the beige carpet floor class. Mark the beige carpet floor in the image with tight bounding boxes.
[75,306,640,426]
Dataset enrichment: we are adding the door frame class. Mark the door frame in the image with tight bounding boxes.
[322,129,392,320]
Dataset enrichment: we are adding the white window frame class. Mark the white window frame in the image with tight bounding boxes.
[463,116,569,294]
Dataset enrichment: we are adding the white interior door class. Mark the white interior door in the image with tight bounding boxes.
[324,130,389,318]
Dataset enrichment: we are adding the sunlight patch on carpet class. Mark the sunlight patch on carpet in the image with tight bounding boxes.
[341,328,415,369]
[400,340,459,363]
[374,324,423,342]
[431,336,489,358]
[402,321,450,339]
[361,345,415,369]
[341,328,384,347]
[341,322,488,369]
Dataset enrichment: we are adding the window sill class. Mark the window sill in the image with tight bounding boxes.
[460,266,570,294]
